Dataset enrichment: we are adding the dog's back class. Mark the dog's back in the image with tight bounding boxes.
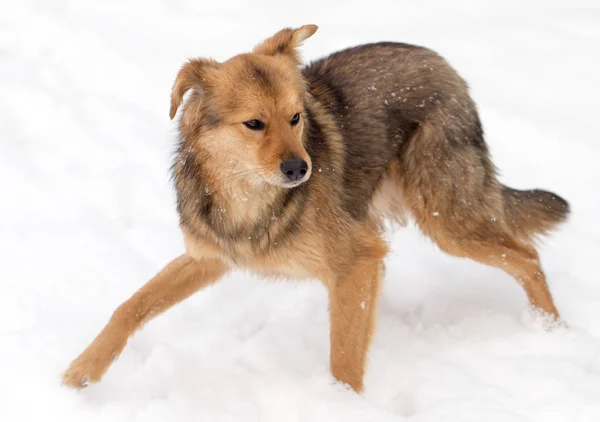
[303,43,482,219]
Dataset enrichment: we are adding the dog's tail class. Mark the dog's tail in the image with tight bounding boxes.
[502,187,570,240]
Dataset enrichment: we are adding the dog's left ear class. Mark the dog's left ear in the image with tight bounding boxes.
[253,25,318,64]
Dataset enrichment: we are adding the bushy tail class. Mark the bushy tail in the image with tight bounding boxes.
[503,187,570,240]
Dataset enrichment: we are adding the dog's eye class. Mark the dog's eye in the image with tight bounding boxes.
[243,120,265,130]
[290,113,300,126]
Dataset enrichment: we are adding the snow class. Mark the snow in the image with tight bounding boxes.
[1,0,600,421]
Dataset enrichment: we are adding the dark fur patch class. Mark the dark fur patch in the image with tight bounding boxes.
[205,112,221,128]
[275,43,287,55]
[250,62,275,93]
[304,43,426,219]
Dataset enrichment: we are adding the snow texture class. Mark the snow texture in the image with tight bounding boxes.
[1,1,600,421]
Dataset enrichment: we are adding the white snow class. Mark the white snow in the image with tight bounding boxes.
[2,1,600,421]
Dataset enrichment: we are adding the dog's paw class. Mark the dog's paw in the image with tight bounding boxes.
[62,352,115,389]
[523,307,568,332]
[62,372,90,389]
[543,317,568,331]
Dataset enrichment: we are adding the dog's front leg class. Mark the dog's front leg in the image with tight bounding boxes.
[328,257,382,393]
[63,254,228,388]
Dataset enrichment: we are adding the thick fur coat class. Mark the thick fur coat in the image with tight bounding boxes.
[64,25,569,392]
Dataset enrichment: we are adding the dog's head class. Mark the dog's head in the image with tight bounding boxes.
[170,25,318,188]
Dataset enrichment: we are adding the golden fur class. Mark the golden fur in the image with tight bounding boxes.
[63,25,569,393]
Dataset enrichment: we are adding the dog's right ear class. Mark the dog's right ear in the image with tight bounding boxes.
[170,58,219,120]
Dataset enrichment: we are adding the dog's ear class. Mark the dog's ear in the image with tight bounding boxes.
[170,58,219,120]
[253,25,318,64]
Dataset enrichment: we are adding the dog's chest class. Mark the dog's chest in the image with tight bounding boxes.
[182,228,314,280]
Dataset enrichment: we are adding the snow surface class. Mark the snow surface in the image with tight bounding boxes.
[2,1,600,421]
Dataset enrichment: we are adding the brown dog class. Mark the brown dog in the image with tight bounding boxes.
[63,25,569,393]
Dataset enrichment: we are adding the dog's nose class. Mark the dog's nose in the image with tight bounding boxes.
[280,158,308,182]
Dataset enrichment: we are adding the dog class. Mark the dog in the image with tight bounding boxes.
[63,25,569,393]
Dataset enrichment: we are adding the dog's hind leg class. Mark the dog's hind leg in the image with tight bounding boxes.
[430,236,559,318]
[326,233,387,392]
[63,255,228,388]
[399,121,565,319]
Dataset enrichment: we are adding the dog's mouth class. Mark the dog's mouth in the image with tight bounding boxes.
[280,175,310,188]
[267,171,310,188]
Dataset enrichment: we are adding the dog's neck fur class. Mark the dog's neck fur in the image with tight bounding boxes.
[206,167,282,229]
[174,137,296,244]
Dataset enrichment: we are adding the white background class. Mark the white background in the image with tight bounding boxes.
[1,1,599,420]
